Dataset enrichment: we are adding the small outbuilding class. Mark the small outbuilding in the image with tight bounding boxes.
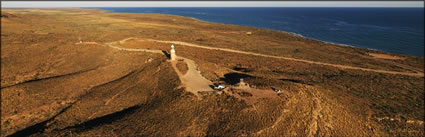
[213,83,226,90]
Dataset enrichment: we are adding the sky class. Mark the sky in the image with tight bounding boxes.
[2,1,424,8]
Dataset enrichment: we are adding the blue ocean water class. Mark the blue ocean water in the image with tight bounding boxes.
[98,8,424,56]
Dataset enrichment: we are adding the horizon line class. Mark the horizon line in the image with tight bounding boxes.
[2,1,424,8]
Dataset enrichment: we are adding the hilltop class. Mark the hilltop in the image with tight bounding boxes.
[1,9,424,137]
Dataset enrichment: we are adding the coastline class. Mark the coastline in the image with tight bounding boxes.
[176,15,394,55]
[2,9,424,137]
[98,8,414,57]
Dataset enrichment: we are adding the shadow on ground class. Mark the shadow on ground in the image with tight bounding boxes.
[220,73,254,85]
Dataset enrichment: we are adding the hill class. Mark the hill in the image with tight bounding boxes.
[1,9,424,137]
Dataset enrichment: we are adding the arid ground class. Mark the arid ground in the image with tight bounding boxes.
[1,9,424,137]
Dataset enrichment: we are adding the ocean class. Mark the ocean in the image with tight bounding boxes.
[97,8,424,56]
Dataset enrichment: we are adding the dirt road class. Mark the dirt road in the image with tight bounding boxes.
[105,37,424,96]
[105,42,163,54]
[174,56,214,95]
[137,38,423,77]
[105,41,214,96]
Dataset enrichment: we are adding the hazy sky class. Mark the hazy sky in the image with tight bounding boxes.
[2,1,424,8]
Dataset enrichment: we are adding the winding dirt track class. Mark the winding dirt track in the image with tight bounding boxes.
[180,57,214,91]
[172,56,214,95]
[105,37,424,96]
[105,41,214,96]
[135,38,423,77]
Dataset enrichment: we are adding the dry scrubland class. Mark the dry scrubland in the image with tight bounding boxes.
[1,9,424,136]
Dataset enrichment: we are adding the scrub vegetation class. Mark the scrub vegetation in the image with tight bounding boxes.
[1,9,423,137]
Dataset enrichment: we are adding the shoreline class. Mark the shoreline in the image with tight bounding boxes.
[178,13,396,56]
[184,15,393,56]
[99,8,418,57]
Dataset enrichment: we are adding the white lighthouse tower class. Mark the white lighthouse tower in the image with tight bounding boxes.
[170,44,176,60]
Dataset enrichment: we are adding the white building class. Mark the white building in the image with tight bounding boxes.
[170,44,176,60]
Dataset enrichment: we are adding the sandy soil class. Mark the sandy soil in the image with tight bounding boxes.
[106,39,214,97]
[124,37,424,77]
[105,37,424,99]
[2,9,424,137]
[176,57,214,94]
[368,53,407,60]
[229,86,280,105]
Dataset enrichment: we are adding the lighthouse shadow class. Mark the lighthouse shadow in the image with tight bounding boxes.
[162,50,171,59]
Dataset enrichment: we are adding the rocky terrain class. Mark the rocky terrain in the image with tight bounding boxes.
[1,9,424,137]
